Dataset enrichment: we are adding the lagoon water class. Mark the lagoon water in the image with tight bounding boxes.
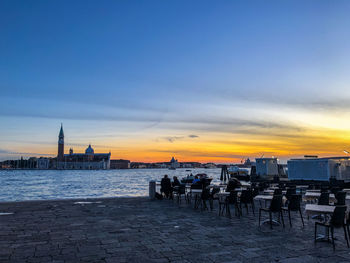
[0,168,221,202]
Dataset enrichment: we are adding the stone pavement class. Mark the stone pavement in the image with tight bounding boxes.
[0,197,349,262]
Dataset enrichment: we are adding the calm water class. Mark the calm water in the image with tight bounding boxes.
[0,168,221,202]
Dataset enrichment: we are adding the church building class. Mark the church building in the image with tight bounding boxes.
[56,124,111,169]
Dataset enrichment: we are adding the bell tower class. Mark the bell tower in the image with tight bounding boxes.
[57,124,64,162]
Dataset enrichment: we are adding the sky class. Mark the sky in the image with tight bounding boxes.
[1,0,350,163]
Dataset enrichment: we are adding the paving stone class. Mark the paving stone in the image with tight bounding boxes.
[0,197,349,262]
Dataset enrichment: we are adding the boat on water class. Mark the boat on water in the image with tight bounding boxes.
[168,167,176,170]
[228,166,250,181]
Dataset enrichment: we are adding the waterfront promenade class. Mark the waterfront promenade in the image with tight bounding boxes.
[0,197,349,263]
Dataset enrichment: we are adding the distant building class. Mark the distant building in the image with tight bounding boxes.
[110,159,130,169]
[56,125,111,170]
[288,156,350,182]
[170,157,179,169]
[255,158,279,178]
[37,157,50,169]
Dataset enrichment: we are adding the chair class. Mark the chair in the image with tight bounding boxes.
[318,192,330,205]
[240,189,255,215]
[282,194,304,227]
[259,195,285,229]
[315,205,349,250]
[335,191,346,206]
[273,189,282,195]
[200,187,211,211]
[285,188,297,203]
[219,191,240,218]
[209,186,220,211]
[173,185,187,204]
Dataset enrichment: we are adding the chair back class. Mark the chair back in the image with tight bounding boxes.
[178,185,186,194]
[211,186,220,197]
[269,195,283,212]
[201,188,210,200]
[273,188,282,195]
[318,192,329,205]
[320,186,329,193]
[330,205,347,228]
[331,187,340,195]
[228,190,238,204]
[335,191,346,206]
[240,190,253,203]
[285,188,296,201]
[252,187,259,197]
[288,194,301,211]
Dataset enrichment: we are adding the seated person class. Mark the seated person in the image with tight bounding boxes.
[192,175,200,184]
[172,176,181,187]
[161,175,172,198]
[225,178,241,192]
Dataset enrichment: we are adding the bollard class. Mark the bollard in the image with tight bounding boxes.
[149,180,156,200]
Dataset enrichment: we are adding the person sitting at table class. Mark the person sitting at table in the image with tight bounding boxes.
[225,178,241,192]
[172,176,181,187]
[161,174,172,199]
[192,175,200,184]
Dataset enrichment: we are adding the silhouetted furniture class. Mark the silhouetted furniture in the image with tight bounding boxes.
[335,191,346,206]
[173,185,187,204]
[259,195,285,229]
[219,191,240,218]
[240,189,255,215]
[209,186,220,211]
[282,194,304,227]
[314,205,349,250]
[285,188,297,203]
[200,187,211,211]
[318,192,330,205]
[273,189,282,196]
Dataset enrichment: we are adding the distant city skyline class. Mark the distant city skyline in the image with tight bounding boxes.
[1,1,350,163]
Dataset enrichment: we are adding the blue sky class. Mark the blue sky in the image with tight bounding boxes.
[1,0,350,162]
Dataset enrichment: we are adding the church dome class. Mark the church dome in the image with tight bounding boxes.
[85,144,94,155]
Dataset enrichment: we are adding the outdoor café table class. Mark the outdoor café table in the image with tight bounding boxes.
[343,189,350,193]
[296,185,308,194]
[190,189,202,209]
[305,189,321,193]
[240,181,251,187]
[304,192,336,203]
[305,204,335,241]
[263,189,287,195]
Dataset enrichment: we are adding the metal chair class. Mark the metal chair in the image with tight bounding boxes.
[240,189,255,215]
[335,191,346,206]
[259,195,285,229]
[282,194,304,227]
[315,205,349,250]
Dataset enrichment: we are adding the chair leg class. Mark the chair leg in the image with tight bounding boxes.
[235,203,240,218]
[344,226,349,248]
[227,202,231,218]
[331,227,335,251]
[280,211,285,228]
[258,209,261,227]
[314,223,317,243]
[269,211,273,229]
[299,208,305,227]
[251,201,255,215]
[288,210,292,227]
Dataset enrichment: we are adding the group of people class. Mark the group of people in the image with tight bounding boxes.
[160,173,214,199]
[160,175,181,199]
